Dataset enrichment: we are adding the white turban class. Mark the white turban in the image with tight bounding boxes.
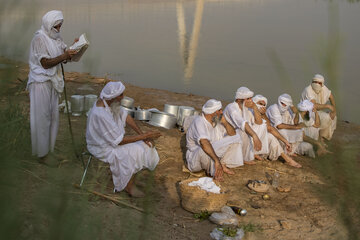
[312,74,325,83]
[100,81,126,100]
[235,87,254,100]
[41,10,64,39]
[278,93,293,113]
[202,99,222,114]
[252,94,268,107]
[297,100,314,112]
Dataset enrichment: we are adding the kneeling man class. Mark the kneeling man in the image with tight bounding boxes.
[86,81,161,197]
[186,99,243,181]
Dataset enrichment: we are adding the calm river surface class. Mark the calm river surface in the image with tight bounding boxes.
[1,0,359,122]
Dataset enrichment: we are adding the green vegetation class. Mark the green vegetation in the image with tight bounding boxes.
[193,210,211,221]
[239,223,263,233]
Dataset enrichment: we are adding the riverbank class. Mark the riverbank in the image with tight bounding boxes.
[1,57,359,239]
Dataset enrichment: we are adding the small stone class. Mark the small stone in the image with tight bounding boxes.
[261,215,265,219]
[280,220,291,229]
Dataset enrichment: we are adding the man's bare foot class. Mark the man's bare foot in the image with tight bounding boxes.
[316,147,332,156]
[244,161,256,165]
[125,185,145,198]
[222,165,235,175]
[255,155,264,161]
[281,153,301,168]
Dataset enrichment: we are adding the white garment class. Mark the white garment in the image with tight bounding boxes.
[267,133,284,160]
[299,114,319,140]
[301,85,336,140]
[186,114,243,175]
[29,81,59,157]
[86,105,159,191]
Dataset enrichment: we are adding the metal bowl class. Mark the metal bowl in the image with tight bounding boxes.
[177,106,195,126]
[121,96,134,108]
[164,104,179,118]
[122,106,135,118]
[135,109,152,121]
[71,95,85,116]
[148,111,177,129]
[84,94,97,112]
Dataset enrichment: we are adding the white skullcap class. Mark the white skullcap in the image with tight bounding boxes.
[297,100,314,112]
[278,93,293,107]
[42,10,64,34]
[312,74,325,83]
[100,81,125,100]
[202,99,222,114]
[235,87,254,100]
[252,94,268,107]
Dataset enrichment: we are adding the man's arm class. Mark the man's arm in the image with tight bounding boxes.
[313,108,320,128]
[290,106,300,125]
[267,125,292,152]
[329,94,337,119]
[199,139,223,181]
[244,122,262,151]
[126,115,143,135]
[246,100,262,125]
[119,131,161,145]
[40,49,78,69]
[310,99,335,112]
[220,116,236,136]
[276,123,305,130]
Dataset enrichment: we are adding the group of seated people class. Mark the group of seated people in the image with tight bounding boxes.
[86,74,337,196]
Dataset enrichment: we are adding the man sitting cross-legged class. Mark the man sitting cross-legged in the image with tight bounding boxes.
[185,99,244,181]
[86,81,161,197]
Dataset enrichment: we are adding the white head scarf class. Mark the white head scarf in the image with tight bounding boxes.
[41,10,64,40]
[202,99,222,114]
[297,100,314,112]
[100,81,126,100]
[311,74,325,94]
[278,93,293,113]
[235,87,254,100]
[253,94,268,108]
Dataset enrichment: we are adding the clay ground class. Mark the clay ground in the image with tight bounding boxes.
[2,59,359,239]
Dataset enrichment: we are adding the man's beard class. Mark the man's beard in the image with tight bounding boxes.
[110,101,122,119]
[211,114,222,127]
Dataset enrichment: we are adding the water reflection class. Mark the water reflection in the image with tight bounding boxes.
[177,0,205,83]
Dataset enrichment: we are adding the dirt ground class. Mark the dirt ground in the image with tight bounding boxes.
[3,58,358,239]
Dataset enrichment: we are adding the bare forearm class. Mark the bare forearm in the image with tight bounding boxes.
[40,53,67,69]
[200,139,220,164]
[277,123,302,130]
[314,112,320,127]
[244,122,258,138]
[126,115,143,135]
[222,121,236,136]
[252,107,263,125]
[268,125,287,144]
[119,134,147,145]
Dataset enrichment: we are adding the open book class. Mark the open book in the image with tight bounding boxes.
[69,33,89,62]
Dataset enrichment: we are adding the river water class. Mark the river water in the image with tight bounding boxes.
[0,0,359,122]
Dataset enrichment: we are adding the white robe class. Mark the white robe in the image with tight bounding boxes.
[186,114,243,175]
[301,85,337,140]
[299,113,320,140]
[27,30,66,157]
[86,105,159,191]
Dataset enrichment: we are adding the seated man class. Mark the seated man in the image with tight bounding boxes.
[186,99,243,181]
[297,99,330,156]
[301,74,337,142]
[86,81,161,197]
[223,87,262,165]
[252,94,302,168]
[266,93,314,159]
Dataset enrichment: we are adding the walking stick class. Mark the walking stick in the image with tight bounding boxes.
[61,63,84,168]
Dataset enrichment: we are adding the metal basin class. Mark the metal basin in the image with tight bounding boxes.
[164,104,179,118]
[84,94,98,112]
[122,106,135,118]
[177,106,195,126]
[121,96,134,108]
[135,109,152,121]
[148,111,177,129]
[71,95,85,116]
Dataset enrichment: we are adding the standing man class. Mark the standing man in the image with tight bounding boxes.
[27,10,78,160]
[186,99,244,181]
[301,74,337,141]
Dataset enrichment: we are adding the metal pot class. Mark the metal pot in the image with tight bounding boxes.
[135,109,152,121]
[177,106,195,126]
[163,104,179,118]
[121,96,134,108]
[84,94,98,112]
[122,106,135,118]
[71,95,85,116]
[148,111,177,129]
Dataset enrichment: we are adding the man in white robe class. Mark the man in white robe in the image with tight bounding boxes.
[266,93,314,160]
[301,74,337,141]
[252,95,302,168]
[223,87,262,164]
[186,99,244,181]
[27,10,78,159]
[86,81,161,197]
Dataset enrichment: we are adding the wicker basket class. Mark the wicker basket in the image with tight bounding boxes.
[179,178,228,213]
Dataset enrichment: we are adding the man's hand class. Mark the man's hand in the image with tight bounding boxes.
[253,136,262,151]
[285,141,292,152]
[296,123,306,129]
[214,161,224,181]
[73,38,79,44]
[64,49,78,60]
[258,106,266,115]
[330,110,336,120]
[144,139,155,148]
[144,131,161,140]
[220,114,227,125]
[290,105,298,113]
[244,99,255,108]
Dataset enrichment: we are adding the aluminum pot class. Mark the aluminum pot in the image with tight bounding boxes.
[177,106,195,126]
[122,106,135,118]
[135,109,152,121]
[121,96,134,108]
[84,94,98,112]
[163,104,179,118]
[148,111,177,129]
[71,95,85,116]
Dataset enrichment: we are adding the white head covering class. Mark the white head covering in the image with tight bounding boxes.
[202,99,222,114]
[100,81,126,100]
[235,87,254,100]
[311,74,325,94]
[297,100,314,112]
[278,93,293,113]
[41,10,64,40]
[252,94,268,107]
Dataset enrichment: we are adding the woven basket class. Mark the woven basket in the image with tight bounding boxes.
[179,178,228,213]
